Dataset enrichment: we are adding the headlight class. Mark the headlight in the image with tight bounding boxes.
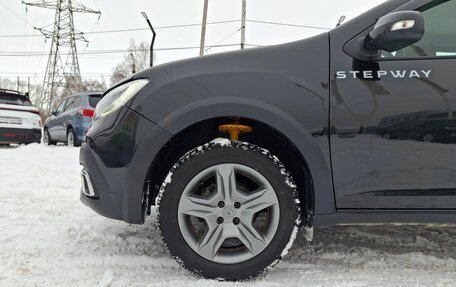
[95,79,149,119]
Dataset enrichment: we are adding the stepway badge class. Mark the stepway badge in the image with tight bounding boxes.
[336,70,432,79]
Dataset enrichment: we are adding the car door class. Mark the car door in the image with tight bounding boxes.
[61,96,76,139]
[330,0,456,209]
[48,99,67,140]
[56,98,74,141]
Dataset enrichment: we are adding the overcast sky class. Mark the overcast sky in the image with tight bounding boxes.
[0,0,386,86]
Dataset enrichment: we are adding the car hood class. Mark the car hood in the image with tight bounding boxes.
[132,33,329,89]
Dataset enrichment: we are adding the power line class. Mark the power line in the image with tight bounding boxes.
[247,19,330,30]
[0,44,257,57]
[86,19,241,34]
[0,19,330,38]
[205,28,241,53]
[0,20,241,38]
[0,2,34,27]
[0,75,109,79]
[0,71,112,75]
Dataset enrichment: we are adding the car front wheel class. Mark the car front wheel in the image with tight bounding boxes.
[43,128,56,145]
[382,132,392,139]
[422,133,435,143]
[67,128,80,147]
[157,139,300,280]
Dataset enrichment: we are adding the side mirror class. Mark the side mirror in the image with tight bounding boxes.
[364,11,424,53]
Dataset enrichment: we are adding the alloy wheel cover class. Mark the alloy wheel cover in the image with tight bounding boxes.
[68,132,74,146]
[177,163,280,264]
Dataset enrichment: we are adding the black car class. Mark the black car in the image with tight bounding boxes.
[80,0,456,280]
[379,115,456,143]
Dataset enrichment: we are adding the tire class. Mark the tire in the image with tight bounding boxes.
[382,132,392,139]
[157,139,300,280]
[67,128,80,147]
[43,128,56,145]
[422,133,435,143]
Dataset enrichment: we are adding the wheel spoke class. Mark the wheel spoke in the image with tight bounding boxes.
[241,186,277,214]
[197,224,225,259]
[237,223,267,255]
[216,165,237,202]
[179,195,218,221]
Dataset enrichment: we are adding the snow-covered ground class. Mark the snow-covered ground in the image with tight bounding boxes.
[1,144,456,286]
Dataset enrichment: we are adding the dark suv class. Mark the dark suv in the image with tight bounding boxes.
[80,0,456,280]
[44,92,101,147]
[378,113,456,143]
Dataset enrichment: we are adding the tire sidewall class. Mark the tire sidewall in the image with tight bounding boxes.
[67,129,74,146]
[422,133,435,142]
[43,128,51,145]
[382,133,391,139]
[67,128,80,147]
[157,142,299,280]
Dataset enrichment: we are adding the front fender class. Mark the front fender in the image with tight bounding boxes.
[128,34,333,215]
[151,97,334,215]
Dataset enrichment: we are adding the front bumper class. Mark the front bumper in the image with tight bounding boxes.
[79,106,172,224]
[0,128,41,144]
[80,144,125,221]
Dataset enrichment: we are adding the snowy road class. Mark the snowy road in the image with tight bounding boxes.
[1,144,456,286]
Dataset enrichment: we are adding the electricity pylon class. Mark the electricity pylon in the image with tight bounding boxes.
[22,0,101,113]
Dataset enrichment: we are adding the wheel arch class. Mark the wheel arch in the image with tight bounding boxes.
[142,99,334,225]
[66,124,74,134]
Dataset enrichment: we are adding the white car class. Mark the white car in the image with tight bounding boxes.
[0,89,42,145]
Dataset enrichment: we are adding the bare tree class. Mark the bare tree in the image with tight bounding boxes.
[110,39,154,85]
[0,78,42,107]
[82,78,107,92]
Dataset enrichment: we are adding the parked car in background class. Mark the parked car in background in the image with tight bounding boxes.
[44,92,101,147]
[0,89,41,145]
[378,114,456,143]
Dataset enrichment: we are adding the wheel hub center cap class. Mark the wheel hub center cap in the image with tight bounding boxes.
[222,206,236,220]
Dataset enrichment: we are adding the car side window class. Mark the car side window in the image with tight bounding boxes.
[73,96,81,107]
[381,0,456,58]
[55,99,68,114]
[64,97,75,112]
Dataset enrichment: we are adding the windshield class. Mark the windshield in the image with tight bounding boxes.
[0,94,32,106]
[88,95,101,108]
